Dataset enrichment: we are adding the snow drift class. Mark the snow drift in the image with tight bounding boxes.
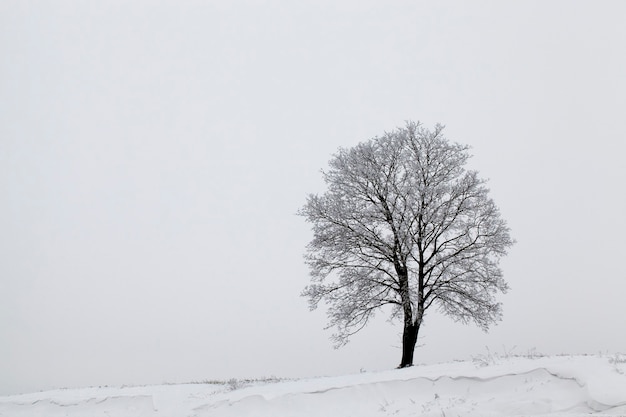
[1,354,625,417]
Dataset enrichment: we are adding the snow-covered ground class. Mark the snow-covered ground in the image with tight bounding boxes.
[2,354,625,417]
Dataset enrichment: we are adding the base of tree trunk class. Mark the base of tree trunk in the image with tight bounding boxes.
[399,322,418,368]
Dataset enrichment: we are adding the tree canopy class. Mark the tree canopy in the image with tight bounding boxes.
[299,121,514,367]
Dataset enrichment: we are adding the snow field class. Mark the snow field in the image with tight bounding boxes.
[1,354,625,417]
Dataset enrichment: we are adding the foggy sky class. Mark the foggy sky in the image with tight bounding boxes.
[1,1,625,395]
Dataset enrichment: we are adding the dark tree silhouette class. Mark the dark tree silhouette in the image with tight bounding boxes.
[299,121,514,368]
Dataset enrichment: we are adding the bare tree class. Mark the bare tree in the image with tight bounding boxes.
[299,121,514,368]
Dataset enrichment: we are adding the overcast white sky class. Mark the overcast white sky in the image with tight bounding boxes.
[2,0,625,396]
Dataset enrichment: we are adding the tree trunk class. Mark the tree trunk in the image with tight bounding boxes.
[399,321,418,368]
[398,257,425,369]
[394,261,417,368]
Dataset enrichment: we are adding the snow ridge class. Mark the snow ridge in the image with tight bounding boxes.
[1,355,625,417]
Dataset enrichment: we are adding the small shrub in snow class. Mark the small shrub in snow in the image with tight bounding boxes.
[471,347,501,367]
[227,378,243,391]
[472,353,496,368]
[608,353,626,374]
[472,345,544,367]
[523,347,544,359]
